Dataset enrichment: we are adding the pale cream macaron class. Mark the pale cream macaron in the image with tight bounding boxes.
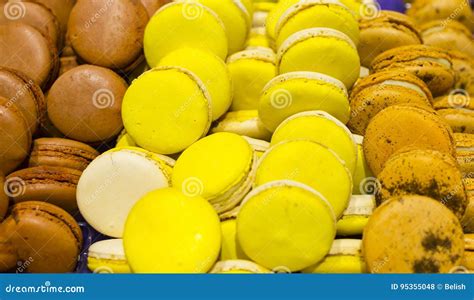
[87,239,131,274]
[211,110,272,141]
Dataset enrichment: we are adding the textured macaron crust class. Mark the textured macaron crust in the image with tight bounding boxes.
[144,2,228,67]
[88,239,131,273]
[211,110,272,141]
[358,10,422,67]
[0,97,31,175]
[29,138,99,171]
[6,201,82,273]
[237,180,336,271]
[275,0,359,49]
[271,111,357,174]
[363,195,464,273]
[172,133,256,214]
[47,65,127,143]
[77,147,171,238]
[124,188,221,273]
[364,105,455,175]
[6,166,82,213]
[371,45,455,96]
[122,67,212,155]
[277,27,360,88]
[259,71,350,132]
[227,48,277,111]
[68,0,148,70]
[377,149,467,219]
[158,47,232,120]
[454,133,474,177]
[421,20,474,58]
[255,140,352,218]
[348,71,433,135]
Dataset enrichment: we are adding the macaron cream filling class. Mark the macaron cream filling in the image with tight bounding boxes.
[327,239,362,256]
[342,195,375,217]
[379,80,429,99]
[227,48,276,64]
[414,57,452,68]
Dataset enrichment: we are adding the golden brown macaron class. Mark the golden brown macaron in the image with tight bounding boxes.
[358,11,422,67]
[371,45,456,97]
[421,20,474,58]
[0,216,18,272]
[47,65,127,143]
[453,133,474,177]
[58,56,79,76]
[29,138,99,171]
[0,173,9,221]
[30,0,76,34]
[0,67,46,134]
[462,234,474,270]
[6,166,82,213]
[363,195,464,273]
[433,94,474,134]
[0,96,32,175]
[377,148,467,220]
[364,104,455,175]
[0,1,62,48]
[462,178,474,232]
[349,71,433,135]
[68,0,149,71]
[3,201,83,273]
[407,0,474,32]
[0,23,58,89]
[140,0,170,17]
[449,51,474,96]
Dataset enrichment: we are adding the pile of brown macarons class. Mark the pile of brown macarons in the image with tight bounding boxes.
[0,0,170,273]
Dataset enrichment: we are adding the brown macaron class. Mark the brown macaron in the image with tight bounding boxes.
[6,166,82,213]
[364,104,455,175]
[462,178,474,233]
[58,56,79,76]
[0,173,9,221]
[0,1,62,48]
[0,96,32,175]
[0,23,58,89]
[421,20,474,59]
[358,11,422,67]
[349,70,433,135]
[140,0,170,17]
[47,65,127,143]
[454,133,474,177]
[29,138,99,171]
[0,216,19,272]
[449,51,474,96]
[68,0,149,71]
[363,195,464,273]
[0,67,46,133]
[3,201,82,273]
[371,45,456,97]
[30,0,76,35]
[376,148,467,220]
[433,94,474,134]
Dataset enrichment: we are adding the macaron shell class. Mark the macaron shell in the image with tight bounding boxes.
[123,188,221,273]
[237,180,336,271]
[450,51,474,96]
[421,21,474,58]
[377,149,467,219]
[122,67,211,154]
[77,148,170,238]
[211,110,272,141]
[6,166,82,213]
[144,2,228,67]
[8,201,82,273]
[463,179,474,232]
[352,136,374,195]
[265,0,299,40]
[363,195,464,273]
[30,0,76,34]
[255,140,352,218]
[220,219,249,261]
[211,260,271,274]
[303,255,365,273]
[363,105,455,175]
[437,109,474,134]
[0,174,9,221]
[87,239,131,273]
[278,28,360,88]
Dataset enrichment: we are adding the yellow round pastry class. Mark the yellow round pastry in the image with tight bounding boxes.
[159,47,232,120]
[277,28,360,88]
[87,239,131,274]
[172,132,257,214]
[255,140,352,218]
[271,111,357,174]
[144,2,228,67]
[220,218,248,261]
[258,71,350,132]
[227,48,276,111]
[336,195,375,236]
[116,130,137,148]
[237,180,336,271]
[123,188,221,273]
[265,0,299,43]
[122,67,212,155]
[245,27,271,48]
[352,134,373,194]
[210,260,271,273]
